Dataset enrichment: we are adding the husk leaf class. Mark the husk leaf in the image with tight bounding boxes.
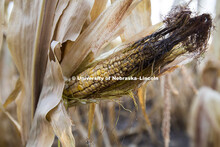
[61,0,140,77]
[49,102,75,147]
[137,84,152,128]
[53,0,94,43]
[90,0,108,22]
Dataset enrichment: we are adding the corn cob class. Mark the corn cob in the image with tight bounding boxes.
[63,8,212,100]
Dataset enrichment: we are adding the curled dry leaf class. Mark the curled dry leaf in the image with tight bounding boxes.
[50,0,69,41]
[7,0,42,143]
[54,0,94,43]
[137,84,152,128]
[188,87,220,147]
[3,78,21,108]
[61,0,140,77]
[51,41,62,62]
[49,102,75,147]
[7,0,64,144]
[27,52,74,147]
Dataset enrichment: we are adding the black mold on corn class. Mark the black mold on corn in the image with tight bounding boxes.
[63,6,212,100]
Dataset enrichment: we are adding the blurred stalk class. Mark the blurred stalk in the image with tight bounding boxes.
[162,75,171,147]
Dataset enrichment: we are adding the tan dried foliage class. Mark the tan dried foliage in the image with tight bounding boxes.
[188,87,220,147]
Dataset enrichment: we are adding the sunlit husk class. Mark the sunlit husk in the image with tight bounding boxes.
[61,0,140,77]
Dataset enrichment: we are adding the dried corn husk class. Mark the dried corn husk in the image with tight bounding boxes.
[61,0,140,77]
[53,0,94,43]
[90,0,108,22]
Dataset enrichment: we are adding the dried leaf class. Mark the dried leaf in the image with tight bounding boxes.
[7,0,68,144]
[51,41,62,62]
[90,0,108,22]
[27,51,74,146]
[137,84,152,128]
[51,0,69,36]
[129,91,138,110]
[33,0,59,111]
[121,0,152,41]
[137,83,157,143]
[49,102,75,147]
[188,87,220,147]
[7,0,42,143]
[61,0,140,77]
[3,78,21,108]
[26,56,63,146]
[159,51,195,76]
[54,0,94,43]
